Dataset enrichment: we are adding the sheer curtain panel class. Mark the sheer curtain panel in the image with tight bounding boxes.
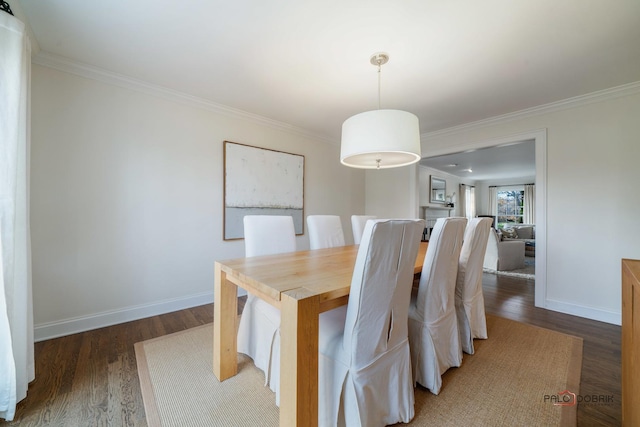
[458,185,467,220]
[460,184,476,220]
[488,186,498,218]
[524,184,535,224]
[0,11,34,422]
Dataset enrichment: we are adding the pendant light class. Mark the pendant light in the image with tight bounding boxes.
[340,53,421,169]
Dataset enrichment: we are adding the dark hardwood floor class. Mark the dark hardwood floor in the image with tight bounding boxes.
[3,273,621,426]
[482,273,621,427]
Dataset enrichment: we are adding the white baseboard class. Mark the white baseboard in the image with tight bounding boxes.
[34,292,216,342]
[544,299,621,326]
[34,291,618,342]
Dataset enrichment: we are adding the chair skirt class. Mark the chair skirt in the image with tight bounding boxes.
[237,295,281,402]
[408,309,462,395]
[455,290,488,355]
[318,308,415,427]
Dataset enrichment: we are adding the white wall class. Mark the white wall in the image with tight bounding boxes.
[417,85,640,325]
[366,86,640,324]
[365,164,419,219]
[30,63,365,340]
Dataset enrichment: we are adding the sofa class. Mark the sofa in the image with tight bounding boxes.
[500,224,535,256]
[483,228,525,271]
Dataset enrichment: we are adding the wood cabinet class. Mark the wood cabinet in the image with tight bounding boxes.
[622,259,640,426]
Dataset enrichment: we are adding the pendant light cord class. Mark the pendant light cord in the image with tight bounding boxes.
[377,62,381,110]
[374,56,385,168]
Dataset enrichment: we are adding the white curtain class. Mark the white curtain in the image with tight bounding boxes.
[524,184,535,224]
[459,184,476,220]
[0,12,34,422]
[458,185,467,219]
[488,186,498,217]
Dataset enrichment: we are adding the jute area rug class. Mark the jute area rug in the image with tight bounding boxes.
[135,315,582,426]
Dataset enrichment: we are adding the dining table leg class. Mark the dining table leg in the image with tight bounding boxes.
[213,263,238,381]
[279,291,320,427]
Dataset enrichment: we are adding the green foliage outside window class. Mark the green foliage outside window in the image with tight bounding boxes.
[497,190,524,228]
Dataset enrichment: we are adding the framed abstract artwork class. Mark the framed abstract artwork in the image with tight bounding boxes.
[223,141,305,240]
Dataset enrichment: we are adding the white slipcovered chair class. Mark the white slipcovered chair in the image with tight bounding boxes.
[455,217,492,355]
[483,228,525,271]
[307,215,345,250]
[237,215,296,400]
[350,215,376,245]
[408,217,467,395]
[318,219,424,426]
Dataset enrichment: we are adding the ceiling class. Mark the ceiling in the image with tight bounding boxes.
[16,0,640,145]
[419,140,535,181]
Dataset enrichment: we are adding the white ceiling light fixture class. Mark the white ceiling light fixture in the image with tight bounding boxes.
[340,53,421,169]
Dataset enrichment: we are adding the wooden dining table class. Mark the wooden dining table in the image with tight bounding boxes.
[213,241,428,426]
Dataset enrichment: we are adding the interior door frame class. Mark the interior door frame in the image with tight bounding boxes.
[419,129,547,308]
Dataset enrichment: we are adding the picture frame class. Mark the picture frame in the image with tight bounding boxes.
[223,141,305,240]
[430,175,446,204]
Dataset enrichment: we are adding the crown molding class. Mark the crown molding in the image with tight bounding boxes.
[422,80,640,139]
[32,51,338,145]
[32,51,640,147]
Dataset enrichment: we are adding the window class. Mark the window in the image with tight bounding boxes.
[496,187,524,227]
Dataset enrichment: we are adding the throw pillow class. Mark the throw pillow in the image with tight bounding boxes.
[515,226,534,239]
[502,228,517,238]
